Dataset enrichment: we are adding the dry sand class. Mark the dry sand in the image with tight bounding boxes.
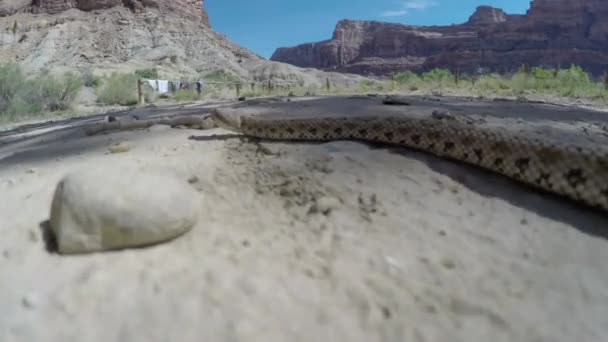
[1,96,607,342]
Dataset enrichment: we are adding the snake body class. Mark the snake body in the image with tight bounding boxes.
[211,109,608,212]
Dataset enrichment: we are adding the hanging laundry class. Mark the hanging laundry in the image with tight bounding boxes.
[146,79,157,91]
[196,80,205,94]
[171,81,182,92]
[157,80,169,94]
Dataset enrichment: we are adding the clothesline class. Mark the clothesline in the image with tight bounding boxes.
[142,78,303,94]
[143,79,206,94]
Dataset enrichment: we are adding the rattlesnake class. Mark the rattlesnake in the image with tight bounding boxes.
[210,108,608,212]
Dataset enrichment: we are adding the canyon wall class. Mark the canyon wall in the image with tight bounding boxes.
[1,0,210,25]
[271,0,608,76]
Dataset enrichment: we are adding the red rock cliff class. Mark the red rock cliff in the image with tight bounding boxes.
[1,0,210,26]
[271,0,608,76]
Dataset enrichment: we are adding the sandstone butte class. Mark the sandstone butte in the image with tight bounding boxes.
[270,0,608,77]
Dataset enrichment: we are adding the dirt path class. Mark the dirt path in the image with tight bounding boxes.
[1,96,607,342]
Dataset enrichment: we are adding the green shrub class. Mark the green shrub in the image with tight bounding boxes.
[97,73,138,106]
[0,63,82,117]
[392,71,419,85]
[531,67,554,80]
[421,68,453,83]
[82,69,102,88]
[33,72,83,111]
[474,73,510,93]
[0,63,26,114]
[134,68,158,80]
[358,79,385,92]
[173,89,200,101]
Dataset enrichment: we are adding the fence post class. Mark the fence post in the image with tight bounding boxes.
[137,79,145,106]
[325,78,331,93]
[553,65,559,78]
[236,83,241,98]
[454,67,460,85]
[267,80,272,94]
[604,72,608,91]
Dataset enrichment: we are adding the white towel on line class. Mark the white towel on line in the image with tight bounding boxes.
[146,80,157,91]
[157,80,169,94]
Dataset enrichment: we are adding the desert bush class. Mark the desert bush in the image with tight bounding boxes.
[0,63,82,117]
[505,64,604,97]
[552,65,598,97]
[392,70,420,85]
[82,69,102,88]
[473,73,511,94]
[531,66,554,80]
[173,89,201,101]
[0,63,26,114]
[421,68,453,83]
[33,72,83,111]
[134,68,158,80]
[97,73,138,106]
[358,79,385,92]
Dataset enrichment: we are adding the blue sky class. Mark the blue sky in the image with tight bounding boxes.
[206,0,531,58]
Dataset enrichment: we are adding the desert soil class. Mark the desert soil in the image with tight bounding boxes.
[1,95,607,342]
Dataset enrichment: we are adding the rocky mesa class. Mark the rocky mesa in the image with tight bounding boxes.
[270,0,608,76]
[0,0,363,87]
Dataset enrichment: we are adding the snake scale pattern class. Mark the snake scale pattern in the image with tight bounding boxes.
[211,109,608,212]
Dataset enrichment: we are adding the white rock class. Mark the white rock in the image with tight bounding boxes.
[49,163,200,254]
[311,196,342,215]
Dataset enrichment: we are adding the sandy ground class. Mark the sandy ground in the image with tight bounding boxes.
[1,96,607,342]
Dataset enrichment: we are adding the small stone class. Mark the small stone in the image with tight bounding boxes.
[441,258,456,270]
[187,176,199,184]
[431,110,455,120]
[49,162,200,254]
[311,196,342,215]
[2,250,10,259]
[21,294,36,309]
[28,230,38,242]
[108,142,130,154]
[26,168,36,174]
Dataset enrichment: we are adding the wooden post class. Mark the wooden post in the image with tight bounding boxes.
[251,83,255,92]
[553,65,559,78]
[267,80,271,94]
[325,78,331,93]
[236,83,241,98]
[454,67,460,85]
[604,72,608,91]
[137,79,145,106]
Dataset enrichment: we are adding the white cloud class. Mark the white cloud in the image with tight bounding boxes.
[380,0,439,18]
[404,0,438,10]
[381,10,409,17]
